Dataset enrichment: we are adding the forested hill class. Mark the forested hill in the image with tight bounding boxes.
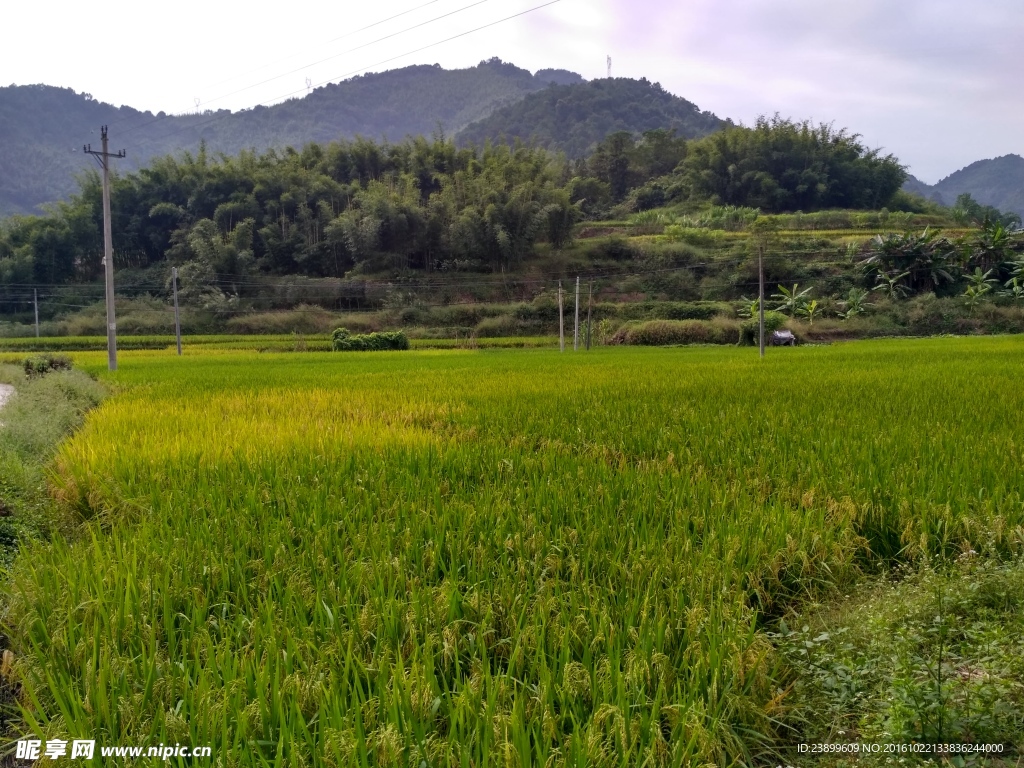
[456,78,725,157]
[903,155,1024,219]
[0,59,584,217]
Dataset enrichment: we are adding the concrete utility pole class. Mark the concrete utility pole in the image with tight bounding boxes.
[84,126,125,371]
[33,289,39,338]
[172,267,182,356]
[574,276,580,351]
[585,281,593,350]
[758,242,766,358]
[558,281,564,352]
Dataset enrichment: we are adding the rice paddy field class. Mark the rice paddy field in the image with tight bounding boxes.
[5,338,1024,766]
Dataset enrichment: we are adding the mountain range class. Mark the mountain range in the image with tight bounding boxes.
[0,59,587,217]
[903,155,1024,220]
[1,57,1022,221]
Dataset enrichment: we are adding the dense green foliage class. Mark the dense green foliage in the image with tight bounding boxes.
[0,61,580,216]
[674,116,906,213]
[0,119,927,318]
[779,559,1024,758]
[861,219,1024,298]
[331,327,408,351]
[951,191,1022,229]
[0,137,577,290]
[5,339,1024,764]
[457,78,723,159]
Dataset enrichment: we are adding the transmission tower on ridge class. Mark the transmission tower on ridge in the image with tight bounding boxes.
[607,55,612,78]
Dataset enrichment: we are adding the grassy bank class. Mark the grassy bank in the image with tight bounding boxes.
[0,363,106,566]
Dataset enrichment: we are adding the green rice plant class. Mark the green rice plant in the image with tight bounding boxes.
[4,339,1024,765]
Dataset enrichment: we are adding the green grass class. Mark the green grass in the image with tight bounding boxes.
[777,557,1024,765]
[0,364,106,564]
[4,339,1024,765]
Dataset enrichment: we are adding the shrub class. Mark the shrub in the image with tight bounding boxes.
[331,328,409,352]
[23,354,73,378]
[738,310,787,345]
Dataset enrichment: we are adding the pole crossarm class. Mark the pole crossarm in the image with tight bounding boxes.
[83,126,124,371]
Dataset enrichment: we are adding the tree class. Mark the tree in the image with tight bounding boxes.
[952,193,1022,230]
[675,115,906,212]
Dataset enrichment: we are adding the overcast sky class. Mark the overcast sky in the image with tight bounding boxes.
[4,0,1021,183]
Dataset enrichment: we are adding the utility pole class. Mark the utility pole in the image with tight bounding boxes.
[574,276,580,351]
[558,281,564,352]
[758,242,766,359]
[85,126,125,371]
[172,267,182,356]
[33,289,39,338]
[585,281,593,350]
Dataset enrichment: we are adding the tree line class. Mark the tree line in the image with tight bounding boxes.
[1,118,922,302]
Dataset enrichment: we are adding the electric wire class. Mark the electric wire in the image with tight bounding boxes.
[121,0,566,153]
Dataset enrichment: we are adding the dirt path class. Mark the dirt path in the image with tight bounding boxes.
[0,384,13,414]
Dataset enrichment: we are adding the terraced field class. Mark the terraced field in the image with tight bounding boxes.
[5,339,1024,765]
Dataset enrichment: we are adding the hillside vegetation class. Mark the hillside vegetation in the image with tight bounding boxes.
[456,77,723,157]
[5,113,1024,346]
[0,119,909,289]
[0,60,582,216]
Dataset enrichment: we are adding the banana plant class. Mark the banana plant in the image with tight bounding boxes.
[872,271,910,300]
[964,267,997,314]
[772,283,812,315]
[1002,277,1024,302]
[839,287,873,319]
[737,296,761,319]
[797,299,820,324]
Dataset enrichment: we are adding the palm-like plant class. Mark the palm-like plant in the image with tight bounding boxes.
[797,299,820,324]
[964,267,997,314]
[872,271,911,300]
[968,218,1020,273]
[772,283,812,315]
[737,296,761,319]
[861,228,958,294]
[1002,277,1024,302]
[839,287,873,319]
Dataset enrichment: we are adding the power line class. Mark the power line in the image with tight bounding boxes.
[201,0,450,92]
[106,0,452,138]
[197,0,498,111]
[123,0,566,153]
[0,247,863,296]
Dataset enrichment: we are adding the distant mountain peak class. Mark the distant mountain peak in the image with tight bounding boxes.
[456,77,723,158]
[903,154,1024,219]
[0,61,585,216]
